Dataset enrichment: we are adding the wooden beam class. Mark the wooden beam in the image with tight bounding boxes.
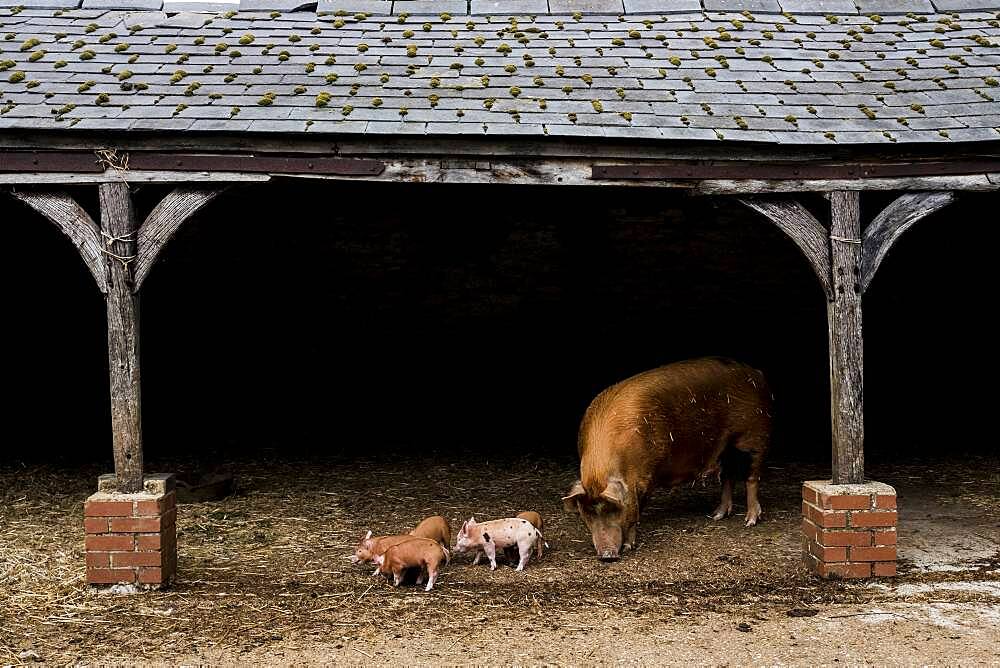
[0,171,270,185]
[828,191,865,485]
[739,197,833,299]
[2,163,998,193]
[11,190,108,293]
[99,182,144,493]
[860,191,955,294]
[695,175,996,194]
[135,186,225,289]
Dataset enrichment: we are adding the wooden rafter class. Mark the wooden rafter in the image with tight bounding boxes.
[135,186,225,289]
[739,197,833,300]
[11,190,107,292]
[860,192,955,294]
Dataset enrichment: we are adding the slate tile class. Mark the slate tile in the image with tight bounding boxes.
[854,0,934,13]
[548,0,624,15]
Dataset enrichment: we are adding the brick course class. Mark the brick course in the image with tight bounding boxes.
[802,480,897,580]
[84,474,177,587]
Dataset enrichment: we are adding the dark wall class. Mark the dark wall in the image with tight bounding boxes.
[3,182,994,467]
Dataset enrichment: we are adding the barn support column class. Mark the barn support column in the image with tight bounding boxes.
[11,177,226,589]
[742,189,954,578]
[100,182,145,493]
[827,191,864,485]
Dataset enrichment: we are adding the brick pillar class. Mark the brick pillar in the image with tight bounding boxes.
[84,473,177,587]
[802,480,897,579]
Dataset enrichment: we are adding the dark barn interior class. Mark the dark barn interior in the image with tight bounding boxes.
[4,182,995,467]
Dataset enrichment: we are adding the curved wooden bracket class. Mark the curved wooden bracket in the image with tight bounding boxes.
[739,197,832,300]
[134,186,226,290]
[860,191,955,294]
[12,190,108,293]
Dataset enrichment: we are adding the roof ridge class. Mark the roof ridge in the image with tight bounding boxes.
[3,0,999,16]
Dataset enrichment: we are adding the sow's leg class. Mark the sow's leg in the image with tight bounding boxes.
[737,436,768,527]
[716,436,767,526]
[711,478,735,521]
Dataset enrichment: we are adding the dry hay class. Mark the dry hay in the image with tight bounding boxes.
[0,453,997,664]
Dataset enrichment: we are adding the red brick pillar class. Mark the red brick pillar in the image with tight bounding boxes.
[802,480,897,579]
[84,474,177,587]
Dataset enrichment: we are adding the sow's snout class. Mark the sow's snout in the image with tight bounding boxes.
[594,535,622,561]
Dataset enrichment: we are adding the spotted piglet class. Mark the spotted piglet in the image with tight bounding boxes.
[454,516,544,572]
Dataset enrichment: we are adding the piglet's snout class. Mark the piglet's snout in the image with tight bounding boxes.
[598,549,620,562]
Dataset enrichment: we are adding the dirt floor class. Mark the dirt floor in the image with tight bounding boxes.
[1,452,997,666]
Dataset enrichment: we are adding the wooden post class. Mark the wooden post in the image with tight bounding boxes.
[99,182,144,493]
[828,191,864,484]
[13,182,224,495]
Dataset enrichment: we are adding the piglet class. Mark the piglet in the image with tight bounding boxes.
[352,531,421,575]
[454,516,543,571]
[504,511,548,563]
[374,537,449,591]
[410,515,451,558]
[516,511,547,558]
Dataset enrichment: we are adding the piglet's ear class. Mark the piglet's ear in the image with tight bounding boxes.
[364,530,372,540]
[469,516,476,525]
[599,478,628,510]
[562,480,586,513]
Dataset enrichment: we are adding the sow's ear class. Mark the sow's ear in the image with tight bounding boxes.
[562,480,586,513]
[599,478,628,510]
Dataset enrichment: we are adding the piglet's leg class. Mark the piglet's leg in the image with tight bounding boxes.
[515,539,532,571]
[416,570,424,585]
[472,551,482,566]
[482,541,498,571]
[372,566,380,577]
[392,570,402,587]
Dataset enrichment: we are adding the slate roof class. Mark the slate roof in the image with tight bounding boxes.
[1,1,999,143]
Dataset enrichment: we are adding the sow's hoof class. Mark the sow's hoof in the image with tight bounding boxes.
[176,472,235,503]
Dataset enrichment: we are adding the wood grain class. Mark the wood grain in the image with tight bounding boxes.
[99,182,144,493]
[739,197,832,299]
[827,191,864,485]
[860,191,955,293]
[135,186,225,289]
[12,190,107,292]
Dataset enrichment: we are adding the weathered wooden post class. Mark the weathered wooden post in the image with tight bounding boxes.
[13,179,229,588]
[827,191,864,485]
[99,182,144,493]
[742,190,955,579]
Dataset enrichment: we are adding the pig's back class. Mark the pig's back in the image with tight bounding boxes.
[388,537,446,565]
[375,535,418,554]
[579,358,771,485]
[411,516,450,545]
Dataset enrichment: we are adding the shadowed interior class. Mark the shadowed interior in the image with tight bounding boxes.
[3,182,994,467]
